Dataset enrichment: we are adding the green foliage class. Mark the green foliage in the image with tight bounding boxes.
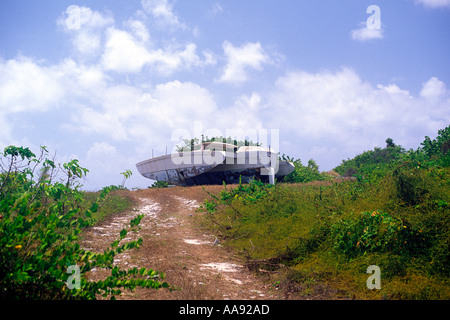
[334,141,405,180]
[334,126,450,182]
[199,179,278,238]
[0,145,168,299]
[280,155,328,183]
[217,179,275,204]
[120,169,133,188]
[420,125,450,167]
[149,180,169,188]
[201,179,274,213]
[175,136,261,152]
[392,166,430,206]
[81,189,134,223]
[331,211,428,258]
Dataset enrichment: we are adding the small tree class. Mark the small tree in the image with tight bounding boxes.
[385,138,396,148]
[421,125,450,166]
[120,169,133,188]
[280,154,327,183]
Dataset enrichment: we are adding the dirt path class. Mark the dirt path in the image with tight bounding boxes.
[80,186,284,300]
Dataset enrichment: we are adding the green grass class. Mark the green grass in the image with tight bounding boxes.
[198,169,450,300]
[81,190,135,224]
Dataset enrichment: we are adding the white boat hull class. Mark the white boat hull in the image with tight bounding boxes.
[136,143,295,186]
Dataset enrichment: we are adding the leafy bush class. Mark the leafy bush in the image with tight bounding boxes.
[200,179,275,216]
[334,140,405,180]
[392,167,430,206]
[149,180,169,188]
[175,136,260,152]
[421,125,450,167]
[0,145,168,299]
[334,127,450,182]
[331,211,429,258]
[280,155,328,183]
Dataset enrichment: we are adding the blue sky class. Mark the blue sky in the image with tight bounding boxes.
[1,0,449,190]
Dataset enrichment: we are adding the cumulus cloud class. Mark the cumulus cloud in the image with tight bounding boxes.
[101,27,215,74]
[57,5,114,55]
[351,22,384,41]
[84,141,134,190]
[420,77,450,122]
[125,19,150,43]
[141,0,186,30]
[415,0,450,8]
[66,80,218,153]
[420,77,448,99]
[57,4,215,76]
[0,57,65,113]
[0,116,13,146]
[217,41,272,84]
[101,27,152,73]
[87,141,118,160]
[218,92,265,131]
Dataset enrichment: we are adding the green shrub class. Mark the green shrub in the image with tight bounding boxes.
[0,145,169,299]
[201,179,275,213]
[280,155,328,183]
[421,125,450,167]
[392,167,430,206]
[331,211,429,258]
[150,180,169,188]
[334,140,405,180]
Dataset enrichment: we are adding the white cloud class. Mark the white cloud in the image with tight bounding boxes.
[101,27,215,74]
[0,57,64,113]
[150,43,217,75]
[141,0,186,29]
[58,5,114,31]
[217,41,272,84]
[351,23,384,41]
[66,80,218,152]
[84,141,132,190]
[219,92,265,131]
[0,116,13,146]
[0,57,110,147]
[58,5,114,55]
[210,3,224,17]
[57,4,214,76]
[102,27,152,73]
[57,59,109,96]
[87,141,118,159]
[420,77,450,122]
[420,77,447,99]
[75,107,129,141]
[415,0,450,8]
[125,19,150,43]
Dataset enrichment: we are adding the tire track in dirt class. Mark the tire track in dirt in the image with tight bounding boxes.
[81,187,283,300]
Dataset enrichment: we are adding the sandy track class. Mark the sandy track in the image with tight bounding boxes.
[80,186,283,300]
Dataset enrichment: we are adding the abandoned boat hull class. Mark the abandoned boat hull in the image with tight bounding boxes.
[180,161,295,186]
[136,143,295,186]
[136,151,227,185]
[276,160,296,177]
